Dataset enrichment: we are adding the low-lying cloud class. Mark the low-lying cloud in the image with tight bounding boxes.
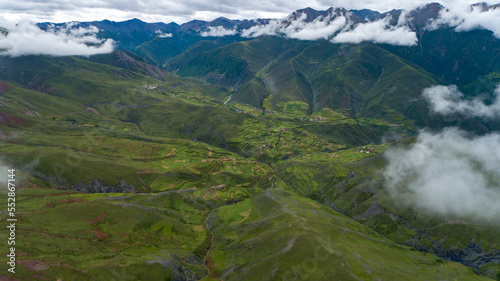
[239,12,417,46]
[202,3,499,45]
[423,84,500,118]
[155,29,173,38]
[384,128,500,222]
[385,84,500,223]
[240,13,347,40]
[331,17,417,46]
[286,14,347,40]
[429,4,500,38]
[0,21,114,57]
[240,19,280,37]
[200,26,237,37]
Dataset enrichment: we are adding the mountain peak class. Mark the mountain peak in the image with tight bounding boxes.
[350,9,382,22]
[125,18,145,24]
[178,19,210,33]
[471,2,500,11]
[208,17,238,28]
[408,2,444,28]
[291,7,330,22]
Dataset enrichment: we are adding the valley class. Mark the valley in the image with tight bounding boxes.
[0,3,500,280]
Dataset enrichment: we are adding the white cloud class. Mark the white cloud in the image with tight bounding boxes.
[385,84,500,223]
[241,18,281,37]
[284,14,347,40]
[331,17,418,46]
[241,12,346,40]
[200,26,237,37]
[384,128,500,223]
[0,21,114,57]
[155,29,173,37]
[201,8,417,46]
[423,84,500,118]
[223,9,418,45]
[428,4,500,38]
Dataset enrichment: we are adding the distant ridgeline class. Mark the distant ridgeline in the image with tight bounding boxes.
[31,3,500,134]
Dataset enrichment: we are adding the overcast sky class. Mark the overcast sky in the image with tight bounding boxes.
[0,0,498,24]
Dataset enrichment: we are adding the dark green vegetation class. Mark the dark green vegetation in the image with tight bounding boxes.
[5,188,211,280]
[174,37,438,122]
[1,6,500,280]
[169,32,499,133]
[3,188,491,280]
[208,190,490,281]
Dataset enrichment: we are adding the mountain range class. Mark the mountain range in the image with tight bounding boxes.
[0,2,500,280]
[34,3,499,132]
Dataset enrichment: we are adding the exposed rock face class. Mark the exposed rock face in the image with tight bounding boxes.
[73,179,137,193]
[42,175,137,193]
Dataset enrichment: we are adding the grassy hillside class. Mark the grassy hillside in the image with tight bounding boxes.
[0,188,211,280]
[168,32,500,134]
[0,45,498,280]
[0,54,387,190]
[273,144,500,279]
[170,37,442,129]
[0,187,493,280]
[383,28,500,89]
[206,189,489,280]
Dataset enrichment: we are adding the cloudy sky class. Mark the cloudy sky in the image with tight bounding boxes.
[0,0,498,24]
[1,0,499,56]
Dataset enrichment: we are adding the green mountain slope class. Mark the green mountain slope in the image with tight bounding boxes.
[1,23,499,280]
[1,188,211,280]
[166,37,249,71]
[383,28,500,89]
[206,189,488,280]
[134,33,208,67]
[170,37,441,128]
[0,54,385,193]
[0,188,492,280]
[272,144,500,279]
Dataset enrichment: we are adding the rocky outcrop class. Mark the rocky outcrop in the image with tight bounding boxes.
[42,175,137,193]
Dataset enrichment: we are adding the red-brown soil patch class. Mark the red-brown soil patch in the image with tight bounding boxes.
[91,230,110,239]
[0,111,24,127]
[44,198,86,208]
[0,80,9,93]
[43,192,74,197]
[81,213,106,223]
[205,257,220,278]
